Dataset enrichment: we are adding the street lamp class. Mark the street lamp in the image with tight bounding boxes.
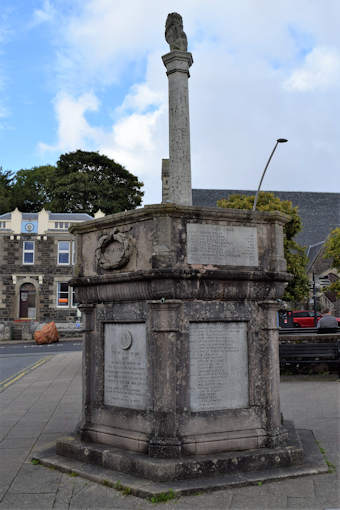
[252,138,288,212]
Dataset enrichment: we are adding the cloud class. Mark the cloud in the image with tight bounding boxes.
[31,0,56,27]
[38,91,101,152]
[39,67,167,196]
[284,47,340,91]
[118,83,165,114]
[36,1,340,204]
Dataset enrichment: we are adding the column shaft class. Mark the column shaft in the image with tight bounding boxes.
[162,51,193,206]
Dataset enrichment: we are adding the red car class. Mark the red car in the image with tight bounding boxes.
[292,310,322,328]
[292,310,340,328]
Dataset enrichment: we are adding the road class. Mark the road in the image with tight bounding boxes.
[0,340,83,392]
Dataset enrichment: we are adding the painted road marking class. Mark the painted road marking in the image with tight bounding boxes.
[0,356,52,392]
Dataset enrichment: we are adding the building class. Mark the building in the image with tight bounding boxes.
[0,208,103,337]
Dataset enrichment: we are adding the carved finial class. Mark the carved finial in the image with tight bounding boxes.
[165,12,188,52]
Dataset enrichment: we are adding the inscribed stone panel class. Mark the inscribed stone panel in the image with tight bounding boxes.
[189,322,249,411]
[187,223,258,266]
[104,323,149,410]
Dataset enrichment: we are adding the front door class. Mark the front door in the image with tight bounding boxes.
[19,283,36,318]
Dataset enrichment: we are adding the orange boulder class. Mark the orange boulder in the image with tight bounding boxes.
[34,322,59,345]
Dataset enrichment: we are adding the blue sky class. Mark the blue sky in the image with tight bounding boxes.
[1,0,340,204]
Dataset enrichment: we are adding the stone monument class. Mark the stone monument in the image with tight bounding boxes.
[41,13,326,491]
[162,12,192,206]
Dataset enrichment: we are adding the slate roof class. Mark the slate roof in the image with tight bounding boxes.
[49,212,93,221]
[0,211,93,221]
[192,189,340,248]
[22,213,38,219]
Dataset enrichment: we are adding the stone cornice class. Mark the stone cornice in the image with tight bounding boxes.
[69,204,290,234]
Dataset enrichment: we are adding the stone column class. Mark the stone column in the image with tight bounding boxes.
[148,300,184,458]
[77,304,95,432]
[162,51,193,206]
[259,300,287,447]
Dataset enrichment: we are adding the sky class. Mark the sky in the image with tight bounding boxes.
[0,0,339,205]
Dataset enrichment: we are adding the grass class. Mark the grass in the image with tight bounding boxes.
[113,481,132,496]
[31,458,40,465]
[316,441,337,473]
[149,489,176,503]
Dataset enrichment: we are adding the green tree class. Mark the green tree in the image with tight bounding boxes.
[11,165,55,212]
[217,192,309,304]
[0,167,14,214]
[49,150,144,215]
[323,228,340,297]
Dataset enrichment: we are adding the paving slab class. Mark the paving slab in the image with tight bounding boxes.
[0,354,339,510]
[0,491,56,509]
[9,463,62,494]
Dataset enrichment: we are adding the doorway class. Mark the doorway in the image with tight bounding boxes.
[19,283,36,319]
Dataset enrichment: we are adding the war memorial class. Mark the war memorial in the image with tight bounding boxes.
[38,13,328,496]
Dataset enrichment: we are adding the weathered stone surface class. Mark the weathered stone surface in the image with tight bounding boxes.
[189,321,249,411]
[55,421,305,483]
[162,51,193,206]
[165,12,188,52]
[104,323,149,410]
[34,321,59,344]
[187,223,258,266]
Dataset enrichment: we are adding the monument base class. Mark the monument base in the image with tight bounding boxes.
[35,423,328,499]
[53,421,302,483]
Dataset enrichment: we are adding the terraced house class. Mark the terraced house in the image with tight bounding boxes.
[0,208,104,338]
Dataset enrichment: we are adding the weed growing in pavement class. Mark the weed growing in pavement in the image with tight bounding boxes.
[149,489,176,503]
[113,481,132,496]
[31,458,40,465]
[326,459,336,473]
[316,441,337,473]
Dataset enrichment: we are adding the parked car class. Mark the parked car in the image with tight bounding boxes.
[292,310,322,328]
[279,309,340,328]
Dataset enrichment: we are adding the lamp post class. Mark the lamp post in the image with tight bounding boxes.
[252,138,288,212]
[312,272,319,327]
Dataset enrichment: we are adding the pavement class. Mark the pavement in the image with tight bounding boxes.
[0,351,339,510]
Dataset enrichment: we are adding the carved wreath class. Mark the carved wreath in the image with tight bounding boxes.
[95,227,133,270]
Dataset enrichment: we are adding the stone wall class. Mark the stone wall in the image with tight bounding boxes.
[0,233,77,323]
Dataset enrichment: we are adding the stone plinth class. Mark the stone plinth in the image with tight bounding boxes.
[61,203,296,477]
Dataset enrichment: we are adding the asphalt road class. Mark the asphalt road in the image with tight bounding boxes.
[0,340,83,392]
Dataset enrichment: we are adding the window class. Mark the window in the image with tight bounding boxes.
[0,221,6,229]
[57,282,69,307]
[57,283,77,308]
[23,241,34,264]
[58,241,70,265]
[55,222,69,229]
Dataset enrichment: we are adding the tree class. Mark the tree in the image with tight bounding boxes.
[49,150,144,215]
[323,228,340,297]
[0,167,14,214]
[11,165,55,212]
[217,192,310,304]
